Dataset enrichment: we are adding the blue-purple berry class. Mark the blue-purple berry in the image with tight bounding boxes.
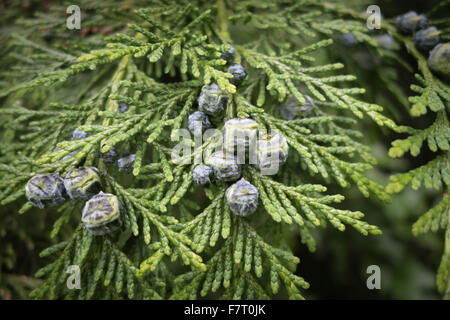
[414,26,440,51]
[395,11,428,35]
[25,173,66,209]
[221,44,235,64]
[72,128,89,140]
[375,34,396,50]
[428,43,450,78]
[205,150,241,182]
[188,111,212,134]
[192,165,213,185]
[279,95,315,120]
[101,147,118,164]
[197,83,228,118]
[226,178,259,217]
[256,132,289,175]
[227,63,247,86]
[341,33,358,47]
[81,192,123,236]
[117,154,136,173]
[119,103,129,113]
[63,167,102,200]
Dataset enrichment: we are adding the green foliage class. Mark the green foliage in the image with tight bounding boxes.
[0,0,448,300]
[379,12,450,299]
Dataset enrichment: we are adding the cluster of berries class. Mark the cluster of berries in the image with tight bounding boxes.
[25,167,123,235]
[190,45,247,130]
[342,32,397,51]
[193,120,289,217]
[60,123,138,173]
[25,101,137,236]
[187,45,291,217]
[395,11,449,78]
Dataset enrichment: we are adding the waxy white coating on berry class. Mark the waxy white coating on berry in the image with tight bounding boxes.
[192,165,214,185]
[279,95,315,120]
[25,173,66,209]
[188,111,212,134]
[226,178,259,217]
[63,167,102,199]
[197,83,228,117]
[81,192,122,236]
[205,150,241,181]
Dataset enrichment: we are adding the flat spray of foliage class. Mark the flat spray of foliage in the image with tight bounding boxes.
[0,0,448,299]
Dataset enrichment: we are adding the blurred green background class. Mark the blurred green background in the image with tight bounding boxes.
[295,0,445,300]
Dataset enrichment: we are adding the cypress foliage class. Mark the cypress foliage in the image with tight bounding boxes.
[0,0,448,299]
